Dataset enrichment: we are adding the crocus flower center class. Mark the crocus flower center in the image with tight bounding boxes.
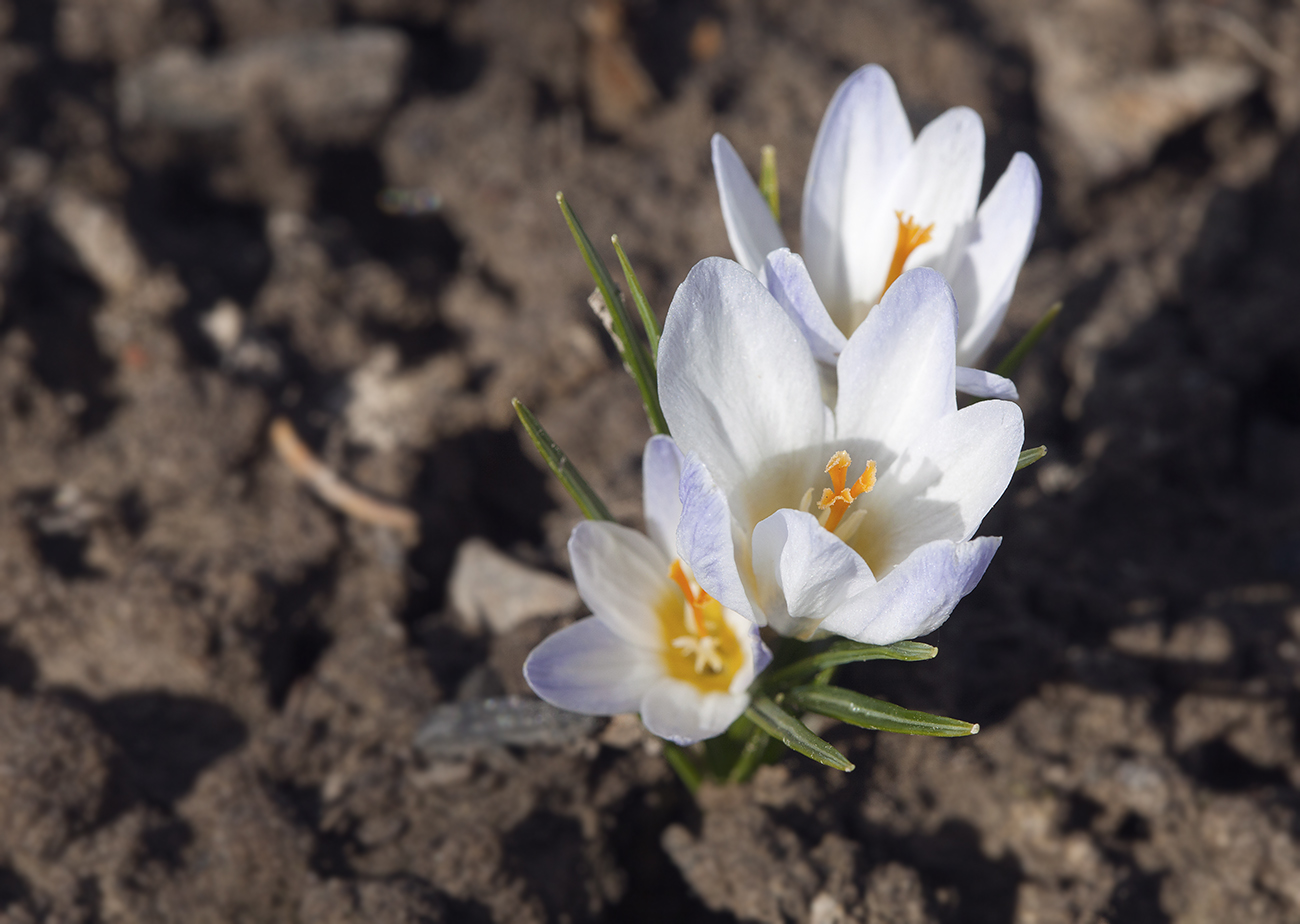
[882,211,934,294]
[812,450,876,533]
[658,559,744,692]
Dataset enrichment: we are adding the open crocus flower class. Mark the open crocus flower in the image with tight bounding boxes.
[712,64,1041,387]
[661,259,1023,643]
[524,436,770,744]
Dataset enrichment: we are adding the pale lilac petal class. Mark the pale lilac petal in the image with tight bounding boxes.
[802,65,913,321]
[750,508,876,636]
[640,678,749,744]
[955,366,1019,400]
[712,134,787,275]
[817,536,1001,644]
[746,622,774,677]
[524,618,660,715]
[677,453,759,624]
[872,399,1024,551]
[762,248,848,364]
[835,267,957,453]
[883,107,986,278]
[569,521,673,649]
[952,152,1042,365]
[659,257,826,494]
[642,435,686,560]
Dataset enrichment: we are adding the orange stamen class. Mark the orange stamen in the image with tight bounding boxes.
[817,453,877,532]
[669,559,711,636]
[882,212,934,294]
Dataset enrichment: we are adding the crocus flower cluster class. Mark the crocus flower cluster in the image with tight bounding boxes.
[525,63,1040,750]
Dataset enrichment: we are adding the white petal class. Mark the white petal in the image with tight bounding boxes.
[659,257,826,494]
[524,617,660,715]
[712,134,787,275]
[952,152,1042,365]
[883,107,986,278]
[762,248,847,364]
[955,366,1019,400]
[568,520,673,649]
[676,452,759,624]
[817,537,1001,644]
[750,508,876,636]
[835,267,957,453]
[640,678,749,744]
[642,434,685,559]
[872,399,1023,552]
[802,65,913,321]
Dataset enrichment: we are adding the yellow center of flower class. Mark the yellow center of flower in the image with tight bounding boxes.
[811,450,876,533]
[657,560,744,692]
[882,211,934,295]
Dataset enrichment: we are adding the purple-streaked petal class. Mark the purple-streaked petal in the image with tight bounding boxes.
[524,617,660,715]
[802,65,913,321]
[676,452,758,624]
[835,267,958,453]
[642,434,686,560]
[956,366,1019,400]
[750,508,876,637]
[659,257,826,494]
[762,248,848,364]
[876,398,1023,545]
[816,536,1001,643]
[952,152,1042,365]
[640,678,749,744]
[712,133,787,275]
[569,521,673,649]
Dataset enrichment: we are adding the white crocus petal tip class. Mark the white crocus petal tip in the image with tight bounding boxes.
[568,520,673,649]
[954,151,1043,365]
[762,248,847,364]
[956,366,1019,401]
[640,678,750,745]
[642,434,686,559]
[816,536,1001,644]
[711,133,787,276]
[524,617,660,716]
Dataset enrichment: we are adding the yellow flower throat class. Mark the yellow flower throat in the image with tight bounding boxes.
[657,560,743,692]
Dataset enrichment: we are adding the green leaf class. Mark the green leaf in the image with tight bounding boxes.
[759,639,937,690]
[662,741,702,794]
[759,145,779,221]
[993,301,1062,379]
[512,398,614,521]
[610,234,660,359]
[745,695,854,771]
[789,685,979,737]
[556,193,668,435]
[1016,445,1047,471]
[725,719,772,784]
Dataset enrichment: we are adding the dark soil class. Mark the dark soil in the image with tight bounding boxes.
[1,0,1298,921]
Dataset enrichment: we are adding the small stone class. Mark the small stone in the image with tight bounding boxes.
[447,537,580,635]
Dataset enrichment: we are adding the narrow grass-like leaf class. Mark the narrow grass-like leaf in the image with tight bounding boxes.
[513,398,614,521]
[746,695,854,771]
[789,685,978,737]
[725,720,772,784]
[662,741,702,794]
[759,144,779,221]
[1016,445,1047,471]
[610,234,660,359]
[556,193,668,434]
[994,301,1062,379]
[759,640,937,690]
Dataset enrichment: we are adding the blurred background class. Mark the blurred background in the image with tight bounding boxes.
[0,0,1298,921]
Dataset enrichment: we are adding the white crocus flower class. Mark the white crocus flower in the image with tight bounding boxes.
[661,259,1023,643]
[712,64,1041,394]
[524,436,770,744]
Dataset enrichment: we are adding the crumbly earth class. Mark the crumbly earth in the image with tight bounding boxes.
[0,0,1298,921]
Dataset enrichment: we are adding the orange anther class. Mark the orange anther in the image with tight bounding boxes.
[882,212,934,294]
